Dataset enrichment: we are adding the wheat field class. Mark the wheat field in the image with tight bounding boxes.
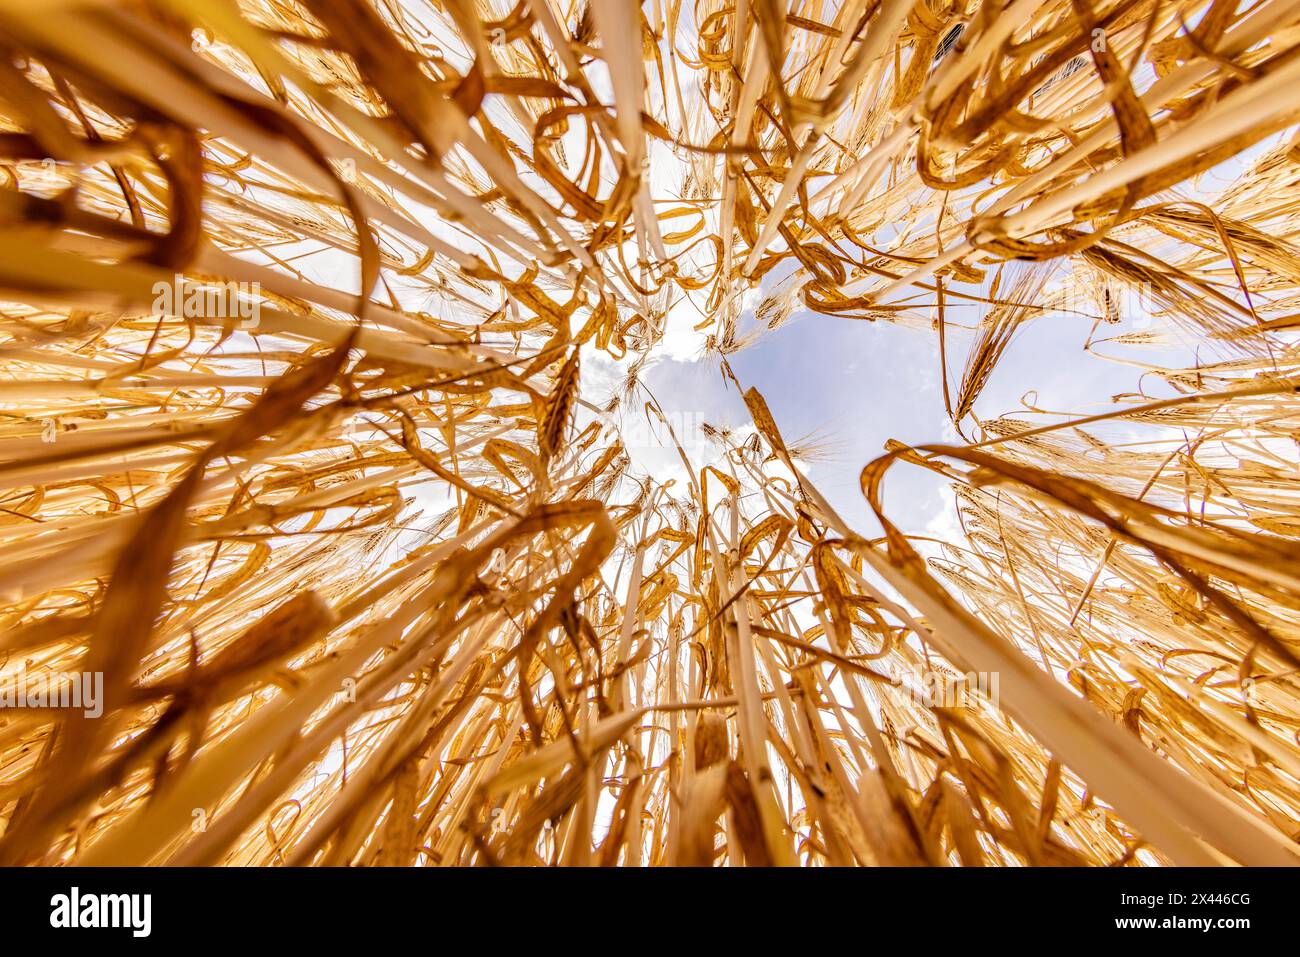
[0,0,1299,866]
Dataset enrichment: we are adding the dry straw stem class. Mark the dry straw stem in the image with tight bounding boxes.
[0,0,1299,867]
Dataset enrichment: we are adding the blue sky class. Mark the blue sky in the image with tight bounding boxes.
[621,282,1201,544]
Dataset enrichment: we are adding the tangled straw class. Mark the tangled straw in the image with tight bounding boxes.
[0,0,1299,866]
